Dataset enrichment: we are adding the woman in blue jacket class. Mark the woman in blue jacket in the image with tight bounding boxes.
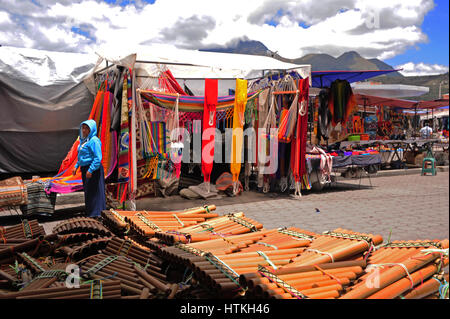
[72,120,106,218]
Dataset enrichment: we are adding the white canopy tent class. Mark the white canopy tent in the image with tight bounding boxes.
[93,44,311,95]
[351,83,429,98]
[0,44,311,173]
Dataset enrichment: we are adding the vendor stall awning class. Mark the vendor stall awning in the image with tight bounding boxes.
[311,69,400,88]
[355,94,416,108]
[355,94,449,110]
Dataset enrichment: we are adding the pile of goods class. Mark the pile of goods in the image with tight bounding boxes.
[0,205,448,299]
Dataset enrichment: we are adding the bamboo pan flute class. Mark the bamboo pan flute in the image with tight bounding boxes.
[240,260,368,299]
[284,228,383,267]
[156,227,321,297]
[154,213,264,244]
[340,239,449,299]
[0,220,45,240]
[52,217,112,237]
[77,253,173,297]
[103,236,164,269]
[1,202,448,300]
[102,205,217,236]
[1,280,123,299]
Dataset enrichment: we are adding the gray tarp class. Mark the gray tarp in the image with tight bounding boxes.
[0,46,96,173]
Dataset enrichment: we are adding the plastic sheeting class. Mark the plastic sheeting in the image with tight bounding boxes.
[0,46,96,173]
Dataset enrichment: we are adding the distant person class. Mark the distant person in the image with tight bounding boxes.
[420,122,433,139]
[72,120,106,218]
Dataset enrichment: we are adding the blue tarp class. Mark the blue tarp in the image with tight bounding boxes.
[311,70,399,88]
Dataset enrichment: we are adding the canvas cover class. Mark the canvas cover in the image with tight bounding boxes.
[0,45,311,173]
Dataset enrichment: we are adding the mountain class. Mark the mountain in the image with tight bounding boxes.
[200,39,270,56]
[199,40,448,99]
[372,72,449,101]
[200,39,403,77]
[284,51,403,77]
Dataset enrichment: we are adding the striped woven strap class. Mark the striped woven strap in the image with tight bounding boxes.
[227,214,258,232]
[137,213,163,232]
[175,243,206,256]
[85,255,119,277]
[278,228,315,241]
[258,265,307,299]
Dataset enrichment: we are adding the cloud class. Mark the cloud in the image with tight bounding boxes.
[0,0,444,65]
[396,62,449,76]
[156,15,216,48]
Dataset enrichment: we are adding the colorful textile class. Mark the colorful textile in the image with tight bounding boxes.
[20,181,56,216]
[35,80,118,194]
[328,79,357,127]
[158,69,187,95]
[140,90,260,113]
[118,71,130,183]
[291,78,309,194]
[230,79,248,184]
[202,79,218,184]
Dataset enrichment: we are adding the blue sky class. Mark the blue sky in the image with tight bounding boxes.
[384,0,449,67]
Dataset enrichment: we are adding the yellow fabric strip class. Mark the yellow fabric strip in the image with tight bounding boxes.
[230,79,248,182]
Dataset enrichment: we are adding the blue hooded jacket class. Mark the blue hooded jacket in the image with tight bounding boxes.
[74,120,102,173]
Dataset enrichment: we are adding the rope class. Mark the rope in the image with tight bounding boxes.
[421,248,448,272]
[172,214,185,228]
[256,251,277,270]
[204,253,241,288]
[137,212,163,232]
[305,248,335,263]
[438,279,449,299]
[366,263,414,289]
[166,231,191,244]
[227,215,258,232]
[313,264,342,285]
[421,248,449,257]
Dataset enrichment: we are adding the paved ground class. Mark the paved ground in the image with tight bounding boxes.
[212,172,450,243]
[3,171,448,243]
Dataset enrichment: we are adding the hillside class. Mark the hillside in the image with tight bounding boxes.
[372,72,449,101]
[200,39,448,97]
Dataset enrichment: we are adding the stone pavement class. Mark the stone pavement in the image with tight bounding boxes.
[213,172,449,243]
[10,172,448,243]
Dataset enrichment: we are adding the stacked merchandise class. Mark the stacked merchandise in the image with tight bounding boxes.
[0,177,28,215]
[1,205,447,299]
